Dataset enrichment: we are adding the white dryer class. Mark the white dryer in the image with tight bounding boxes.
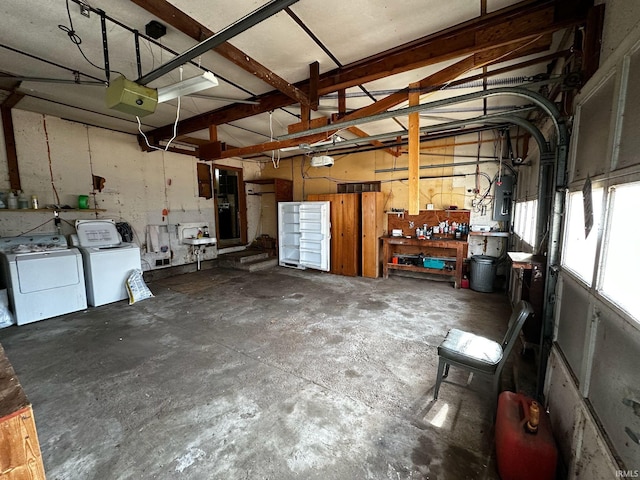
[73,220,141,307]
[0,235,87,325]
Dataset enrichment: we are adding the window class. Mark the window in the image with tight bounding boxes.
[599,182,640,321]
[562,188,603,284]
[513,199,537,247]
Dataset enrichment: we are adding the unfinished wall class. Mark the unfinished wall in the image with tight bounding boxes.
[0,110,260,270]
[256,133,510,258]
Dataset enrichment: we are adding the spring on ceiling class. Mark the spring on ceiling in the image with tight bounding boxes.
[320,75,543,100]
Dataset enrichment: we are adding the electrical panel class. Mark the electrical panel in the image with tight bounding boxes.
[492,175,514,221]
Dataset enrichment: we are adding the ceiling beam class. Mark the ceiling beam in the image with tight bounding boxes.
[207,37,552,159]
[130,0,309,105]
[322,36,553,160]
[1,91,25,190]
[345,126,400,157]
[337,35,552,125]
[143,0,590,146]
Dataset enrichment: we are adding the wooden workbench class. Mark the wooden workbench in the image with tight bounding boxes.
[381,236,469,288]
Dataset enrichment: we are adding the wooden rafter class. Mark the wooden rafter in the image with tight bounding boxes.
[143,0,591,153]
[345,126,400,157]
[211,36,554,160]
[1,91,24,190]
[338,35,551,126]
[129,0,309,106]
[324,35,553,160]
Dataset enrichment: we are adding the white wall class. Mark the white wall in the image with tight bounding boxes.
[0,110,261,270]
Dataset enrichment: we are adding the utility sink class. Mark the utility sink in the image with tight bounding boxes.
[183,237,216,246]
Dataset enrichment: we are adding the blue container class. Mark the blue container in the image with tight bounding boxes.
[423,258,445,270]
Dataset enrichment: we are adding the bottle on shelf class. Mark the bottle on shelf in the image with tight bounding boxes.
[17,191,29,209]
[7,192,18,209]
[31,195,39,209]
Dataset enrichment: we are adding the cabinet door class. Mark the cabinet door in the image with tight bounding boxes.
[299,202,331,271]
[308,194,360,276]
[362,192,385,278]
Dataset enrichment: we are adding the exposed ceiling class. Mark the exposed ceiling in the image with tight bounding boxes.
[0,0,598,162]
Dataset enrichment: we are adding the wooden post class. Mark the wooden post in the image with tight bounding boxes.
[309,61,319,111]
[1,92,24,191]
[408,82,420,215]
[338,89,346,118]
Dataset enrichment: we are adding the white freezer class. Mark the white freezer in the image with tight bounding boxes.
[278,201,330,272]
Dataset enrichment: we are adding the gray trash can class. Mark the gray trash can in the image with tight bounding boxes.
[470,255,497,292]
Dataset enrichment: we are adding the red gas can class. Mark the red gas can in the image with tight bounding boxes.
[495,391,558,480]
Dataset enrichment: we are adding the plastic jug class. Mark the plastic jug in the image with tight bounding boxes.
[7,192,18,209]
[18,191,29,209]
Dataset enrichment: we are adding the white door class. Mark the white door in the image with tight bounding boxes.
[299,202,330,271]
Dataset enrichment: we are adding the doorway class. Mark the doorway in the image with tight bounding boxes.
[214,166,247,248]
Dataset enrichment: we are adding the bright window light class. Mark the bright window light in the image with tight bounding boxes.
[562,188,603,285]
[513,200,537,247]
[599,183,640,321]
[430,403,450,428]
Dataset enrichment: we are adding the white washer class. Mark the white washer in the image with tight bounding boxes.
[0,235,87,326]
[73,220,141,307]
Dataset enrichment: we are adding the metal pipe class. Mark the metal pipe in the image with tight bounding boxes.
[307,124,507,158]
[535,152,555,252]
[302,107,537,152]
[375,159,504,173]
[477,115,549,154]
[136,0,301,85]
[278,85,565,141]
[392,173,468,182]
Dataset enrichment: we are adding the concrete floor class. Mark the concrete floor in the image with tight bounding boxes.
[0,266,535,479]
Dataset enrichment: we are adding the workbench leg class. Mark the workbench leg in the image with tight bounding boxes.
[454,244,463,288]
[382,240,389,278]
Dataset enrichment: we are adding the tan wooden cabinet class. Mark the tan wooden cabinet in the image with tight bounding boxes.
[308,193,360,276]
[307,192,385,278]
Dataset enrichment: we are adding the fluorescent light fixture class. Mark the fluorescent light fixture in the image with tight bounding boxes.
[157,71,218,103]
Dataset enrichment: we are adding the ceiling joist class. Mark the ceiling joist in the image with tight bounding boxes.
[140,0,590,156]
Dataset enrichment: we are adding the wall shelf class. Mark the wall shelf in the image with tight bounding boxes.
[0,208,106,213]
